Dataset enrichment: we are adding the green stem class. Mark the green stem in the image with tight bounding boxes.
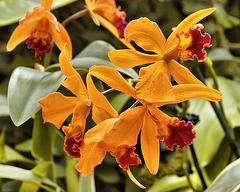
[203,58,226,118]
[62,9,89,27]
[194,66,240,159]
[43,51,52,69]
[190,144,207,190]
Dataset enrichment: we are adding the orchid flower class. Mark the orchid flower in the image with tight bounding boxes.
[7,0,72,60]
[75,65,222,187]
[38,46,118,158]
[84,0,134,49]
[108,8,215,102]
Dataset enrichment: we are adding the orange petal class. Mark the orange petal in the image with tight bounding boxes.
[108,49,162,68]
[140,107,160,175]
[94,0,116,8]
[50,22,72,60]
[7,21,39,52]
[59,47,88,97]
[172,84,222,103]
[136,61,173,103]
[62,75,89,100]
[84,118,119,144]
[76,142,107,176]
[88,8,100,26]
[102,107,145,151]
[89,66,137,100]
[41,0,53,11]
[87,74,118,124]
[124,17,166,55]
[168,60,203,85]
[38,92,81,129]
[127,169,146,189]
[166,8,216,50]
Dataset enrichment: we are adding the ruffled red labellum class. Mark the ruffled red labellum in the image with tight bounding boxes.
[63,124,83,158]
[26,29,52,60]
[176,24,211,62]
[110,145,142,171]
[157,117,196,151]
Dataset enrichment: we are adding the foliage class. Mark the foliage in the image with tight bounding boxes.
[0,0,240,192]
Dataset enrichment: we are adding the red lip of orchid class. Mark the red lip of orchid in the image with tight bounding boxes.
[7,0,72,60]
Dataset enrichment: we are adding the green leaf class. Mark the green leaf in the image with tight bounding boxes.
[32,110,56,162]
[5,145,35,164]
[75,40,115,61]
[147,175,188,192]
[46,40,139,79]
[0,94,9,117]
[208,48,234,62]
[187,77,240,167]
[110,93,131,113]
[0,164,64,192]
[46,57,138,79]
[0,0,78,26]
[66,156,79,192]
[79,172,96,192]
[205,159,240,192]
[0,129,6,163]
[8,67,65,126]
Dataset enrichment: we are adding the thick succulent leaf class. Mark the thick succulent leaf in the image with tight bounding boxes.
[8,67,65,126]
[0,164,64,192]
[205,159,240,192]
[46,57,139,79]
[75,40,115,61]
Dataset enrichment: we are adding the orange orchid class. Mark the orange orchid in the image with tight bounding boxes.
[108,8,215,102]
[84,0,131,48]
[38,46,118,158]
[75,65,222,185]
[7,0,72,60]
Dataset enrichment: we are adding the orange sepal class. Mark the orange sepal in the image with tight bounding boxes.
[38,92,81,129]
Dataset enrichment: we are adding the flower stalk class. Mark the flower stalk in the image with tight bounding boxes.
[194,65,240,159]
[62,9,89,27]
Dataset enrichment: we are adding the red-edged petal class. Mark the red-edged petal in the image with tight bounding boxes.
[148,105,196,151]
[157,117,196,150]
[63,124,83,158]
[110,145,142,171]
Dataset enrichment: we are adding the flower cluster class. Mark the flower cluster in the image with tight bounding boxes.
[7,0,222,188]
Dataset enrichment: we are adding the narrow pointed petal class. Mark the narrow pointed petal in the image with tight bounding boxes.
[108,49,162,68]
[87,74,118,124]
[89,66,137,100]
[41,0,53,11]
[136,62,174,103]
[168,60,203,85]
[124,17,166,55]
[59,47,88,97]
[62,75,89,100]
[88,9,100,26]
[84,118,119,143]
[172,84,222,103]
[50,22,72,60]
[102,107,145,151]
[38,92,81,129]
[166,8,216,49]
[7,21,39,51]
[94,0,116,8]
[76,142,107,176]
[141,109,160,175]
[127,170,146,189]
